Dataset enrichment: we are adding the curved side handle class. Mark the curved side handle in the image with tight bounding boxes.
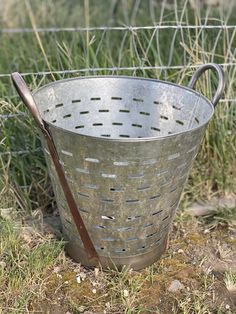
[188,63,224,107]
[11,72,45,131]
[11,72,99,262]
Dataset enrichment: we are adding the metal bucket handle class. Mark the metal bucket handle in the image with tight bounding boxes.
[188,63,224,107]
[11,72,99,262]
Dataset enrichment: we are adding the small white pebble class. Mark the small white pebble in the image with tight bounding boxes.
[52,266,60,273]
[56,273,62,279]
[168,280,184,293]
[0,261,6,269]
[226,304,230,310]
[80,272,86,280]
[123,289,129,297]
[64,281,68,284]
[178,249,184,254]
[105,302,110,309]
[92,288,97,294]
[76,275,81,284]
[94,268,99,278]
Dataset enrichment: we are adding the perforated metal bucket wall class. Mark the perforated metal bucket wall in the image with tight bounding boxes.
[34,77,213,269]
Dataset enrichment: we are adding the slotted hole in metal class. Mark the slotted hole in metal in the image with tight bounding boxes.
[101,173,117,178]
[93,123,103,126]
[133,98,143,102]
[147,231,157,238]
[126,199,140,203]
[101,215,115,220]
[112,122,123,126]
[171,200,178,208]
[143,222,153,228]
[101,198,114,203]
[160,115,168,120]
[168,153,180,160]
[137,185,150,191]
[132,123,142,128]
[72,99,81,103]
[114,248,127,253]
[151,127,161,132]
[137,245,146,251]
[119,134,130,138]
[55,103,63,108]
[143,159,156,165]
[162,215,169,221]
[99,109,109,113]
[157,170,168,176]
[154,101,162,105]
[101,134,111,137]
[117,227,133,232]
[140,111,150,116]
[127,237,138,241]
[127,215,141,221]
[111,96,122,100]
[43,109,50,113]
[85,157,99,163]
[113,161,129,166]
[61,150,73,157]
[80,111,89,114]
[195,117,200,124]
[76,167,89,174]
[78,192,89,198]
[150,194,161,200]
[101,237,115,242]
[52,119,57,123]
[176,120,184,125]
[85,184,97,190]
[152,210,163,216]
[63,114,71,119]
[75,125,84,129]
[172,105,181,110]
[90,97,101,101]
[162,224,169,231]
[119,109,130,113]
[129,173,144,179]
[65,218,72,225]
[110,187,124,192]
[95,225,106,229]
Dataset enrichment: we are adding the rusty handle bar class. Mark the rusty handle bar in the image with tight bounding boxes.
[188,63,224,108]
[11,72,99,262]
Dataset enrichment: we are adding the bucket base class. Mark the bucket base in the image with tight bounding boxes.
[65,234,168,270]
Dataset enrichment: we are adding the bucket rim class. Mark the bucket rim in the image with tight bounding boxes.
[33,75,215,142]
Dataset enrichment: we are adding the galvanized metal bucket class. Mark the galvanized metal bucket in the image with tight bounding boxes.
[12,63,224,270]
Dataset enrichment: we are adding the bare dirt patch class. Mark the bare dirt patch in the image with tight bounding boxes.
[26,204,236,314]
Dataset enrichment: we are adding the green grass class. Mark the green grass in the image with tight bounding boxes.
[0,219,64,312]
[0,0,235,211]
[0,1,236,312]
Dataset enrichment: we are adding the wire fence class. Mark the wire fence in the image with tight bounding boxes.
[1,21,236,158]
[2,24,236,33]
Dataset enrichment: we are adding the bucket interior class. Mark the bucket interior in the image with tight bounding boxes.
[34,76,213,139]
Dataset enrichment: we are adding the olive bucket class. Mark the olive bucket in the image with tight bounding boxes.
[12,63,224,270]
